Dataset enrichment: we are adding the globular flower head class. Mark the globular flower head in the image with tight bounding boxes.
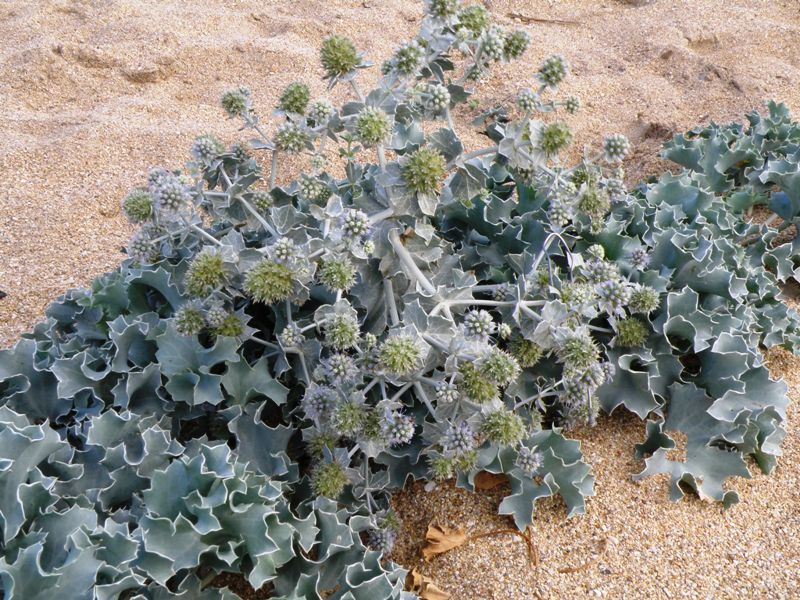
[540,121,573,157]
[424,83,451,113]
[250,190,273,212]
[577,184,611,231]
[356,107,392,146]
[309,99,334,124]
[603,133,631,163]
[122,188,153,223]
[435,381,460,404]
[564,95,581,114]
[427,0,460,19]
[185,250,225,297]
[229,142,251,162]
[615,317,648,348]
[510,337,544,369]
[320,35,360,78]
[127,228,160,263]
[220,85,251,118]
[480,26,506,62]
[429,455,456,480]
[480,348,520,386]
[538,54,568,88]
[557,328,599,372]
[174,302,206,336]
[379,335,422,377]
[191,134,224,163]
[515,446,543,477]
[442,421,476,456]
[457,4,489,37]
[204,304,228,329]
[342,209,370,237]
[404,147,447,195]
[596,279,632,315]
[463,309,496,340]
[273,238,298,263]
[299,177,330,202]
[366,527,397,555]
[322,352,359,385]
[498,323,512,339]
[587,244,605,260]
[279,82,310,114]
[629,248,650,271]
[482,407,526,446]
[335,402,368,437]
[279,323,304,348]
[152,172,191,212]
[548,200,572,228]
[213,313,244,337]
[324,313,360,349]
[503,29,530,60]
[312,460,349,498]
[319,256,357,291]
[245,260,295,304]
[381,410,416,446]
[582,258,620,285]
[458,362,497,403]
[301,384,337,422]
[391,40,425,76]
[517,89,539,113]
[630,285,660,314]
[560,282,596,311]
[275,122,311,154]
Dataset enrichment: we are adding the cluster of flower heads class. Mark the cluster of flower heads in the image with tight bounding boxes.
[119,0,639,539]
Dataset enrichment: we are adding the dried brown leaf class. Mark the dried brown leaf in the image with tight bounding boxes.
[473,471,508,490]
[421,522,468,561]
[406,568,451,600]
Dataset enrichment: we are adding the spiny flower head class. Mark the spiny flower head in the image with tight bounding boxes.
[538,54,568,88]
[480,348,520,386]
[603,133,631,163]
[510,337,544,368]
[312,460,349,498]
[272,238,297,263]
[335,402,368,437]
[366,528,397,555]
[458,362,497,403]
[463,309,496,340]
[191,134,224,163]
[250,190,273,212]
[212,313,244,337]
[503,29,530,60]
[381,411,416,446]
[427,0,460,19]
[220,85,251,118]
[301,384,337,421]
[482,407,526,446]
[435,381,460,404]
[540,121,573,157]
[379,335,422,376]
[582,258,620,284]
[356,107,392,146]
[424,83,451,113]
[279,82,310,114]
[275,122,311,154]
[185,250,225,296]
[322,352,359,385]
[558,328,599,372]
[548,200,572,228]
[630,285,660,314]
[456,4,489,36]
[517,89,539,112]
[587,244,605,260]
[498,323,512,339]
[560,282,596,310]
[152,172,191,212]
[245,260,295,304]
[615,317,649,348]
[127,228,160,263]
[480,26,506,62]
[299,177,330,202]
[122,188,153,223]
[564,95,581,114]
[204,304,228,329]
[515,446,543,477]
[342,209,370,237]
[174,302,206,336]
[320,35,360,78]
[596,279,632,315]
[404,147,447,194]
[319,256,357,291]
[429,455,456,480]
[391,41,425,76]
[279,323,304,348]
[324,313,360,349]
[442,421,476,456]
[577,183,611,231]
[309,99,334,123]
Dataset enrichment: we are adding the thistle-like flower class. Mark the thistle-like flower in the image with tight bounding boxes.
[191,134,224,163]
[515,446,543,477]
[538,54,568,88]
[435,381,460,404]
[427,0,459,19]
[220,85,251,118]
[381,410,416,446]
[510,337,544,368]
[320,35,360,79]
[629,248,651,271]
[482,407,526,446]
[301,384,337,421]
[185,250,225,297]
[404,147,447,195]
[174,302,206,336]
[319,256,357,291]
[322,353,359,385]
[423,83,451,114]
[342,209,370,237]
[379,335,422,377]
[204,304,228,329]
[275,122,311,154]
[214,312,245,337]
[629,285,660,314]
[356,107,392,146]
[324,313,360,349]
[366,527,397,555]
[391,41,425,76]
[563,95,581,114]
[503,29,530,60]
[458,362,497,403]
[127,228,160,263]
[480,26,506,63]
[279,82,310,114]
[250,190,273,211]
[615,317,648,348]
[279,323,304,348]
[463,309,496,340]
[456,4,489,37]
[595,279,632,315]
[335,402,368,437]
[540,121,573,157]
[244,260,295,304]
[312,460,349,498]
[480,347,520,386]
[442,421,476,456]
[498,323,512,339]
[517,89,539,112]
[273,238,298,263]
[122,189,153,223]
[152,172,191,212]
[557,328,599,373]
[603,133,631,163]
[309,99,334,124]
[577,184,611,231]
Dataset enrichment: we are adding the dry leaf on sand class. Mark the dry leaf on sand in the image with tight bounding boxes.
[473,471,508,490]
[406,568,451,600]
[421,523,468,561]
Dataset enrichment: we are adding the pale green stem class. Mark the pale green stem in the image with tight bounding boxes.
[388,229,437,295]
[384,280,400,326]
[190,224,223,246]
[269,150,279,189]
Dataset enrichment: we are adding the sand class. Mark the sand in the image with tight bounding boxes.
[2,0,800,598]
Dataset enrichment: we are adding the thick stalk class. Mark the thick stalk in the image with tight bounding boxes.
[388,229,437,295]
[190,224,223,246]
[269,150,279,189]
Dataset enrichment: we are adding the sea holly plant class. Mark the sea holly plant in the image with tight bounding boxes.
[1,2,800,598]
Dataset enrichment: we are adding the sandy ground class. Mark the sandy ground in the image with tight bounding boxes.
[2,0,800,598]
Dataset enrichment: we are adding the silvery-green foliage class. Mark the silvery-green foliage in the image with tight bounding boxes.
[1,2,800,596]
